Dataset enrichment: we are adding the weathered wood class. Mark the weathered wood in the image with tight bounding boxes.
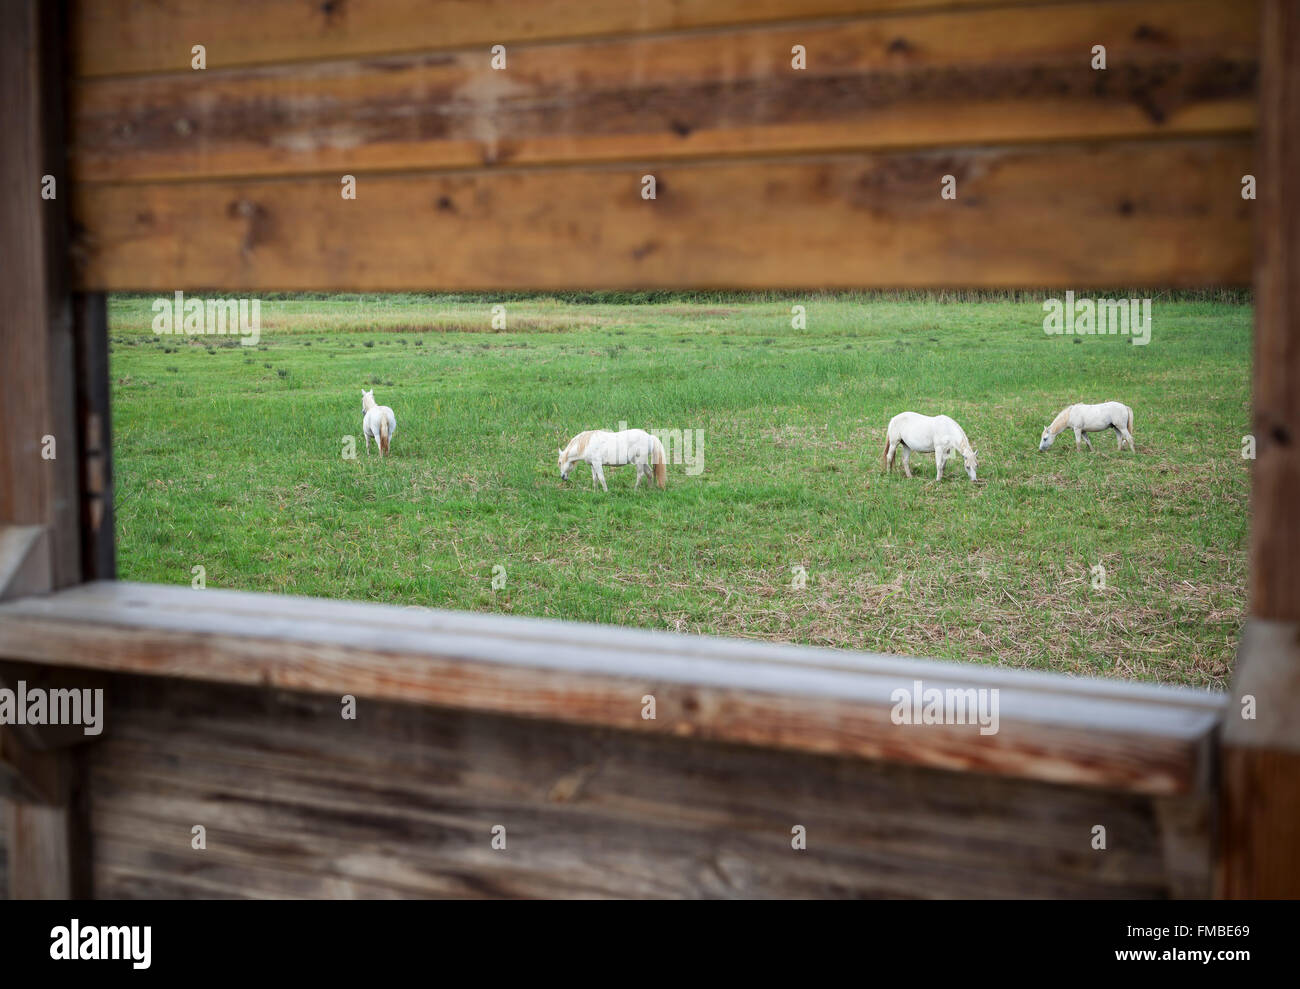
[0,526,51,603]
[0,582,1223,796]
[71,0,1067,79]
[1219,745,1300,898]
[5,798,75,898]
[1219,0,1300,900]
[1221,620,1300,897]
[0,0,81,589]
[1249,0,1300,621]
[70,0,1257,184]
[0,727,66,805]
[2,742,91,898]
[70,673,1210,898]
[0,0,96,902]
[71,138,1252,291]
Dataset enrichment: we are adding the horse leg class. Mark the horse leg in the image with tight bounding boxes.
[634,465,643,490]
[592,462,608,492]
[935,449,945,482]
[902,446,912,479]
[364,431,370,455]
[1073,427,1083,450]
[1083,432,1093,452]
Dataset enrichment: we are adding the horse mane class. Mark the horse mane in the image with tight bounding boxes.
[568,430,595,457]
[1048,407,1071,434]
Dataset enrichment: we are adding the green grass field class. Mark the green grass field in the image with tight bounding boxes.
[107,292,1251,688]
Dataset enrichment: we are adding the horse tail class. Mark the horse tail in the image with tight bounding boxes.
[652,437,667,489]
[882,431,891,472]
[379,415,390,455]
[1127,407,1134,437]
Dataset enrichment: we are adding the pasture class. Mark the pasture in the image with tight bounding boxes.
[107,293,1250,688]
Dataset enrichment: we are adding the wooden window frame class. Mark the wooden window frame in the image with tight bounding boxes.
[0,0,1295,899]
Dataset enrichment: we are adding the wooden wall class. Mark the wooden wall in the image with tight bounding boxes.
[1,671,1209,899]
[68,0,1257,290]
[0,0,1271,900]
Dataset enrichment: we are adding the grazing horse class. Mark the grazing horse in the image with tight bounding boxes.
[883,412,979,481]
[361,389,397,456]
[558,428,667,492]
[1039,402,1134,452]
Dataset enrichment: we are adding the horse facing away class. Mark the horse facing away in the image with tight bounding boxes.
[1039,401,1134,452]
[361,389,397,456]
[882,412,979,481]
[559,428,667,492]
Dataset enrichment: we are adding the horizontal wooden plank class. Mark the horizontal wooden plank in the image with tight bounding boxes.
[72,0,1068,79]
[71,0,1257,183]
[74,675,1208,897]
[70,138,1253,290]
[0,582,1223,795]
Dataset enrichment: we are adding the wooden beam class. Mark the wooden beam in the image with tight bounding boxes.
[3,745,91,899]
[0,0,95,902]
[0,704,91,898]
[69,0,1257,184]
[79,675,1212,898]
[0,526,52,603]
[71,138,1252,291]
[71,0,1067,79]
[1248,0,1300,619]
[0,581,1223,796]
[0,0,81,590]
[1221,0,1300,900]
[0,726,66,805]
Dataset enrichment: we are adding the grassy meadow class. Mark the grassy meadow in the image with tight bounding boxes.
[107,292,1251,688]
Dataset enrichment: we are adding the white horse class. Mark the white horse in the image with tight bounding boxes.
[361,389,397,456]
[1039,402,1134,452]
[883,412,979,481]
[559,428,667,491]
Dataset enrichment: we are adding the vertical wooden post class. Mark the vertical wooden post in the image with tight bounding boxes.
[74,293,115,582]
[0,0,79,585]
[0,0,94,899]
[1219,0,1300,899]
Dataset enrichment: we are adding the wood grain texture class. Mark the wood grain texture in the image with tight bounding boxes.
[4,802,72,898]
[0,726,66,805]
[71,138,1252,291]
[0,526,51,602]
[1220,618,1300,897]
[70,0,1257,183]
[0,0,81,587]
[0,582,1224,796]
[70,672,1210,899]
[1249,0,1300,621]
[1218,0,1300,900]
[1219,745,1300,898]
[72,0,1069,78]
